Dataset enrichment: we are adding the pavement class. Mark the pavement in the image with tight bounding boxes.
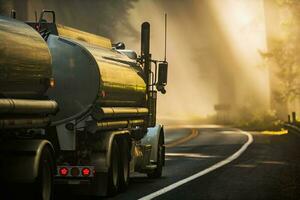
[156,128,300,200]
[44,125,300,199]
[111,125,300,200]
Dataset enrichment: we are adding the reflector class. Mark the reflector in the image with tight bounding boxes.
[59,167,68,176]
[50,78,55,88]
[82,168,91,176]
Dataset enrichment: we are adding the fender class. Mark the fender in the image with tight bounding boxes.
[0,139,54,183]
[141,124,164,163]
[91,130,129,173]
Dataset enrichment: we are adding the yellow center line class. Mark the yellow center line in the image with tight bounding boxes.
[165,129,199,148]
[261,129,288,135]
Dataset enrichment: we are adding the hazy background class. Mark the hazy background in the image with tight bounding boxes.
[119,0,269,124]
[1,0,299,128]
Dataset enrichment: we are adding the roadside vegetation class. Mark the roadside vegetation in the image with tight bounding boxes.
[231,107,284,131]
[261,0,300,121]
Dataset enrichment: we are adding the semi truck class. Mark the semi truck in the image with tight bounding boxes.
[0,10,168,199]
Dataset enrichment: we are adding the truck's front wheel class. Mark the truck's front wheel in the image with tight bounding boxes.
[147,130,164,178]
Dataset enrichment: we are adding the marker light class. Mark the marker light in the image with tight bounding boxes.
[59,167,68,176]
[49,78,55,88]
[82,168,91,177]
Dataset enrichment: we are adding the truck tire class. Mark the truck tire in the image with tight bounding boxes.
[34,145,54,200]
[119,138,130,191]
[107,139,120,196]
[147,131,164,178]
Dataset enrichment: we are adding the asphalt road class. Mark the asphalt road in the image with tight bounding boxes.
[110,125,248,200]
[44,125,300,199]
[109,125,300,200]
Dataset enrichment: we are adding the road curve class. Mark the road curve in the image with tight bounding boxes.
[140,129,252,200]
[55,125,300,199]
[112,125,251,200]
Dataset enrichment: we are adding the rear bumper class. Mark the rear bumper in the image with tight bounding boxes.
[54,173,108,196]
[54,178,91,185]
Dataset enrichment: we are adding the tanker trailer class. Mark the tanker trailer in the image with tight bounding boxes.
[0,14,58,199]
[1,10,168,198]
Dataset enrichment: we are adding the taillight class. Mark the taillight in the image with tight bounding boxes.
[59,167,68,176]
[56,166,94,177]
[82,168,91,177]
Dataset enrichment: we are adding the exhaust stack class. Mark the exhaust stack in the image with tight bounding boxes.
[141,22,151,90]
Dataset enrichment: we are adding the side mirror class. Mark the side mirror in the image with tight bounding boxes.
[157,62,168,94]
[158,62,168,86]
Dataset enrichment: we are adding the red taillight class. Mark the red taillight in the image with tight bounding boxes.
[59,167,69,176]
[82,168,91,177]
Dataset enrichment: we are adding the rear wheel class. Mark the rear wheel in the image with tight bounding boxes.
[118,138,130,191]
[35,145,54,200]
[5,145,54,200]
[147,131,164,178]
[107,139,120,196]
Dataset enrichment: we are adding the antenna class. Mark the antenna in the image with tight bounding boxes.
[164,13,167,62]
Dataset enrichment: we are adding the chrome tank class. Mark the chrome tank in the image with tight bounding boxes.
[0,16,52,98]
[46,32,146,124]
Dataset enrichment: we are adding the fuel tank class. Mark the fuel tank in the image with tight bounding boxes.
[46,26,146,124]
[0,16,52,99]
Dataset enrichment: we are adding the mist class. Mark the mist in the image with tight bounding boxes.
[115,0,270,124]
[0,0,278,125]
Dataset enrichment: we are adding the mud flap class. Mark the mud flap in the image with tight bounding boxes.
[0,139,54,183]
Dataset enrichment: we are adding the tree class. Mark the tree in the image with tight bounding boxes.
[262,0,300,116]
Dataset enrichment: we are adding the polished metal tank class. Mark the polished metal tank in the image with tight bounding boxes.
[0,16,52,98]
[46,25,146,124]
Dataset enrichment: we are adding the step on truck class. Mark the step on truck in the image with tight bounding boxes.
[0,10,168,199]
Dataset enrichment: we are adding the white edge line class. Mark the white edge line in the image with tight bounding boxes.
[138,130,253,200]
